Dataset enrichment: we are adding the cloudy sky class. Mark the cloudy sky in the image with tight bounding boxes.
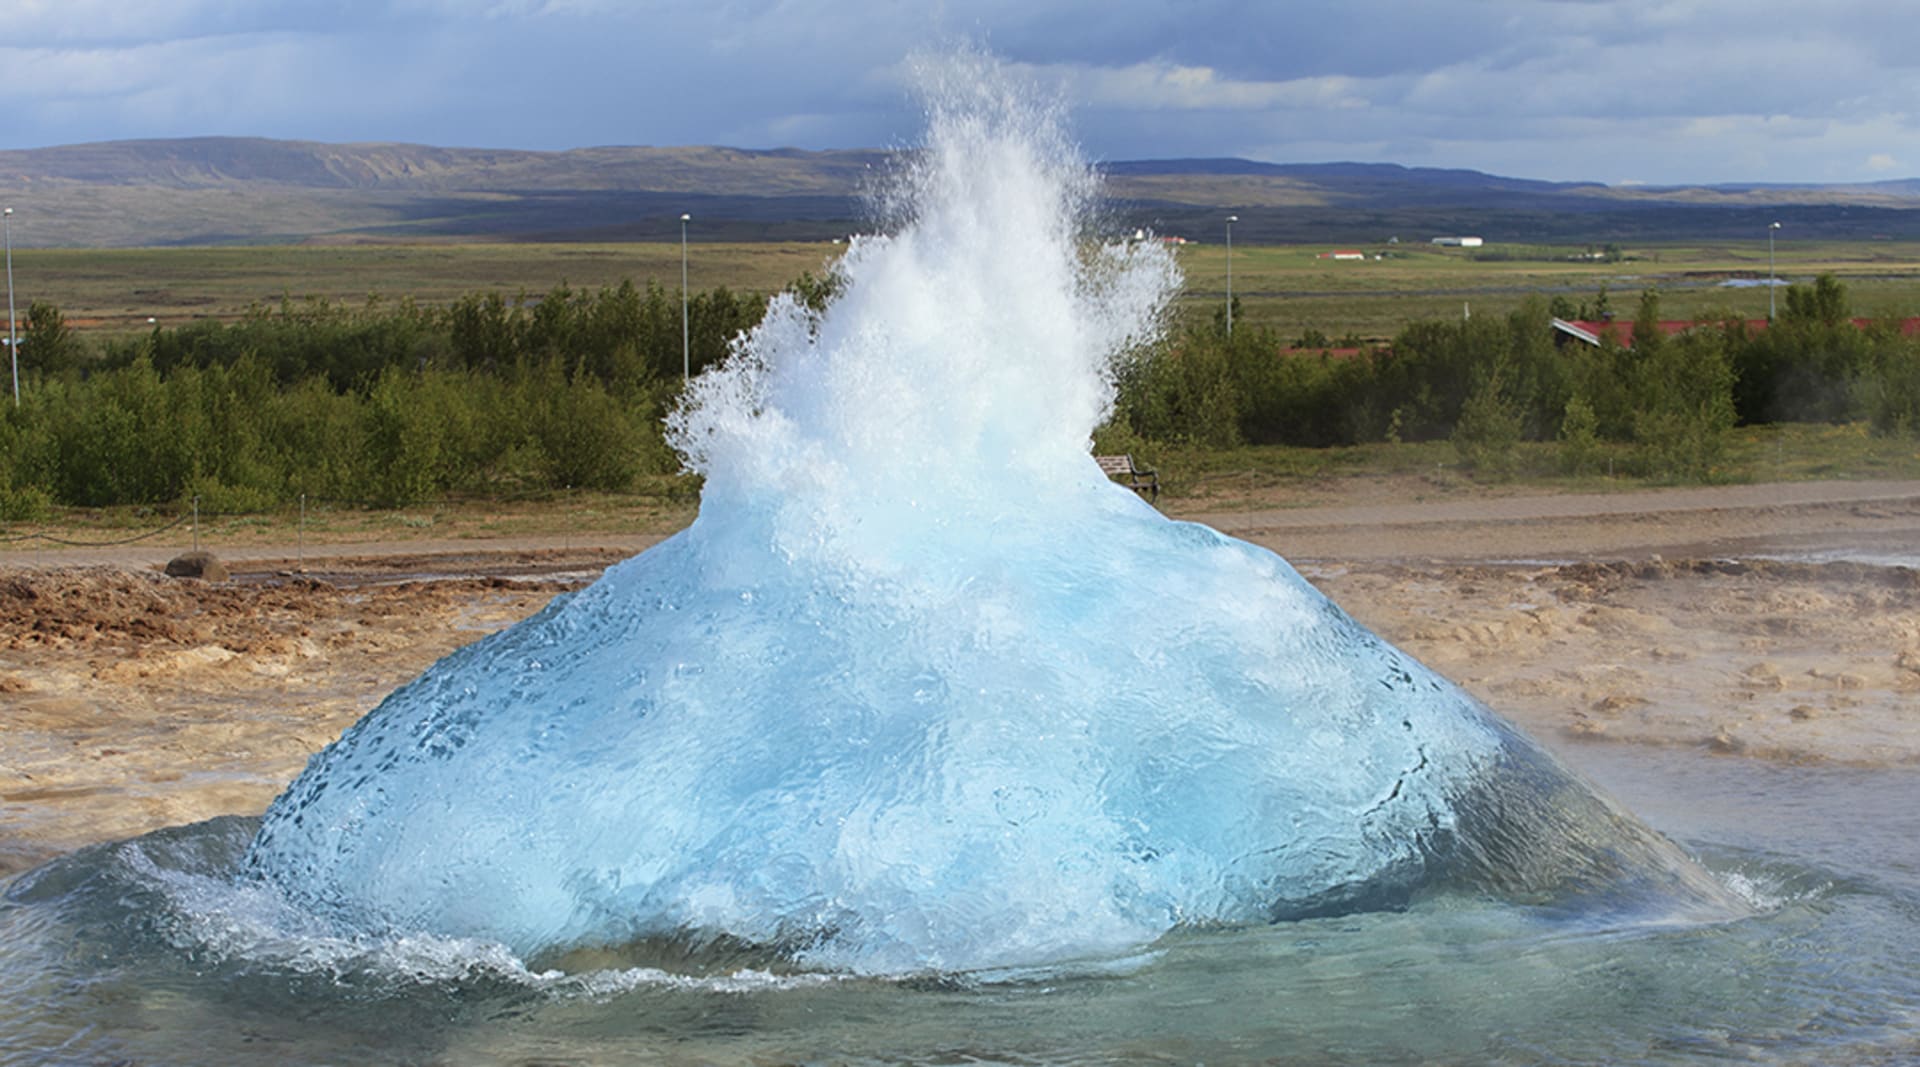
[2,0,1914,186]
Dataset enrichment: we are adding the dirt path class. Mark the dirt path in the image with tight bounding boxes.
[1191,478,1920,563]
[6,477,1920,571]
[0,533,672,574]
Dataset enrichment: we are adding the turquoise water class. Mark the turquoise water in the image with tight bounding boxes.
[234,55,1743,976]
[4,742,1916,1066]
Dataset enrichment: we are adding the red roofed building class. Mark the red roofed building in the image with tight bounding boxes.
[1550,317,1755,347]
[1550,316,1920,348]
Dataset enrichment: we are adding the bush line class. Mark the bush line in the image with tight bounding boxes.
[2,272,1916,520]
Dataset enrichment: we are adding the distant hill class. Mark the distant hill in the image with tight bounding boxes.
[2,136,1918,247]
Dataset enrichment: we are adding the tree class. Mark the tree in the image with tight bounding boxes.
[1630,288,1665,360]
[20,300,80,375]
[1557,395,1605,475]
[446,291,521,373]
[1757,274,1867,422]
[1782,273,1849,327]
[1452,373,1523,478]
[1631,327,1736,481]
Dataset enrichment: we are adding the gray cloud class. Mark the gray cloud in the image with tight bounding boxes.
[1,0,1916,183]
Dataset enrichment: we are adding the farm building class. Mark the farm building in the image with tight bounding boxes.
[1430,236,1484,248]
[1550,316,1920,348]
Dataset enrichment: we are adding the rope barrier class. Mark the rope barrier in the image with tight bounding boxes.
[0,499,505,551]
[1177,467,1260,492]
[0,486,611,551]
[2,513,192,547]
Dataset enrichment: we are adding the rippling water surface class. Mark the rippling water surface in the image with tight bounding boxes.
[4,743,1916,1066]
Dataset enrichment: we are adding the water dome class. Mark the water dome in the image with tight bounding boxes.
[243,55,1739,975]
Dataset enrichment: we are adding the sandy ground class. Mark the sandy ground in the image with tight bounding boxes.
[2,478,1918,877]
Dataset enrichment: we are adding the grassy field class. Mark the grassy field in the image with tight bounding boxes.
[1151,421,1920,513]
[15,242,848,335]
[19,236,1919,343]
[1177,239,1920,341]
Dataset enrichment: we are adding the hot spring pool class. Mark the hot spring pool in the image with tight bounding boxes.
[4,742,1916,1066]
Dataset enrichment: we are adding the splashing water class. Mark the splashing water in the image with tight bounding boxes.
[243,56,1740,975]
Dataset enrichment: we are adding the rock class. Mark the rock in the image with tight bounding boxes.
[1740,662,1785,689]
[1590,692,1649,714]
[1706,729,1746,754]
[1580,604,1676,636]
[1806,666,1865,690]
[164,552,230,582]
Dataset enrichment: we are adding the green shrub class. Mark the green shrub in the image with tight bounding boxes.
[1863,339,1920,436]
[185,474,278,517]
[1630,329,1736,481]
[525,366,644,492]
[1557,396,1604,475]
[359,367,448,507]
[0,482,50,522]
[1451,379,1522,479]
[1113,325,1243,449]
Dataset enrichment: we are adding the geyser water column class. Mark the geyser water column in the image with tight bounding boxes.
[244,55,1741,975]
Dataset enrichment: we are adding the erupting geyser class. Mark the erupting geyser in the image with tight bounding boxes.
[245,56,1739,974]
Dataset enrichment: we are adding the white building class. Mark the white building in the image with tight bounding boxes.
[1430,236,1485,248]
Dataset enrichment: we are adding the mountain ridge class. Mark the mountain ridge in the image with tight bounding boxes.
[2,136,1917,247]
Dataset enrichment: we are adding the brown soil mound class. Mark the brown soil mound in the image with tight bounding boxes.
[1312,558,1920,768]
[0,565,582,875]
[0,566,564,653]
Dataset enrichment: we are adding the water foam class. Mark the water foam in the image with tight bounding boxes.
[243,52,1740,975]
[669,52,1176,585]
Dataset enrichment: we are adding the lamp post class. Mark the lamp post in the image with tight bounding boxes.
[1225,214,1239,337]
[680,213,691,382]
[5,207,16,408]
[1768,221,1782,320]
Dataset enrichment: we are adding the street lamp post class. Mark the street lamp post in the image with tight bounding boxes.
[1768,221,1782,320]
[680,213,691,382]
[5,207,16,407]
[1225,214,1239,337]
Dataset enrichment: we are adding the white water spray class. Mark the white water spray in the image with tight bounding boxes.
[670,55,1177,584]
